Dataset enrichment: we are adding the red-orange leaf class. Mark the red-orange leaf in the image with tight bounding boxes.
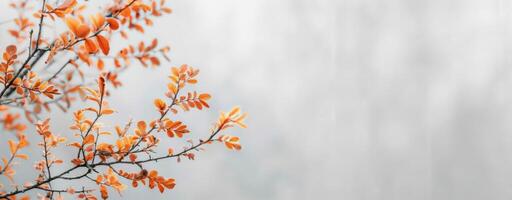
[96,35,110,55]
[100,185,108,199]
[199,93,211,100]
[6,45,16,56]
[84,38,98,53]
[71,158,83,165]
[129,154,137,163]
[106,18,120,30]
[76,24,91,38]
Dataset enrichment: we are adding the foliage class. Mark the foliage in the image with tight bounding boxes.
[0,0,247,199]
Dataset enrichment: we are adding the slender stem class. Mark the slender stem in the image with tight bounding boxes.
[2,0,138,99]
[101,127,223,166]
[0,165,81,198]
[42,136,54,199]
[47,57,77,82]
[0,147,19,175]
[0,0,46,99]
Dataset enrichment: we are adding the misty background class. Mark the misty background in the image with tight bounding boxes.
[3,0,512,199]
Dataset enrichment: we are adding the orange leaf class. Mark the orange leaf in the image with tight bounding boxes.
[164,178,175,189]
[106,18,120,30]
[101,108,114,115]
[15,154,28,160]
[96,35,110,55]
[84,38,98,53]
[7,140,16,154]
[158,184,164,193]
[71,158,83,165]
[98,76,105,97]
[199,93,211,101]
[162,7,173,14]
[136,121,146,132]
[199,99,209,108]
[6,45,16,55]
[129,154,137,163]
[149,170,158,178]
[97,59,105,70]
[154,98,166,112]
[68,142,81,148]
[56,0,77,10]
[90,13,105,30]
[120,7,132,18]
[150,57,160,66]
[85,152,94,161]
[100,185,108,199]
[65,17,80,35]
[83,134,95,144]
[75,24,91,38]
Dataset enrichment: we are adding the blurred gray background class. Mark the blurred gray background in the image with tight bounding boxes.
[5,0,512,199]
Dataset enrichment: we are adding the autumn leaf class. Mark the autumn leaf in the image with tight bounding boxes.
[106,18,120,30]
[199,93,211,101]
[15,154,28,160]
[101,108,115,115]
[6,45,16,56]
[64,17,80,35]
[90,13,106,31]
[83,134,95,144]
[96,35,110,55]
[0,2,248,199]
[219,135,242,150]
[100,185,108,199]
[129,154,137,163]
[8,140,17,154]
[154,98,166,113]
[84,38,98,53]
